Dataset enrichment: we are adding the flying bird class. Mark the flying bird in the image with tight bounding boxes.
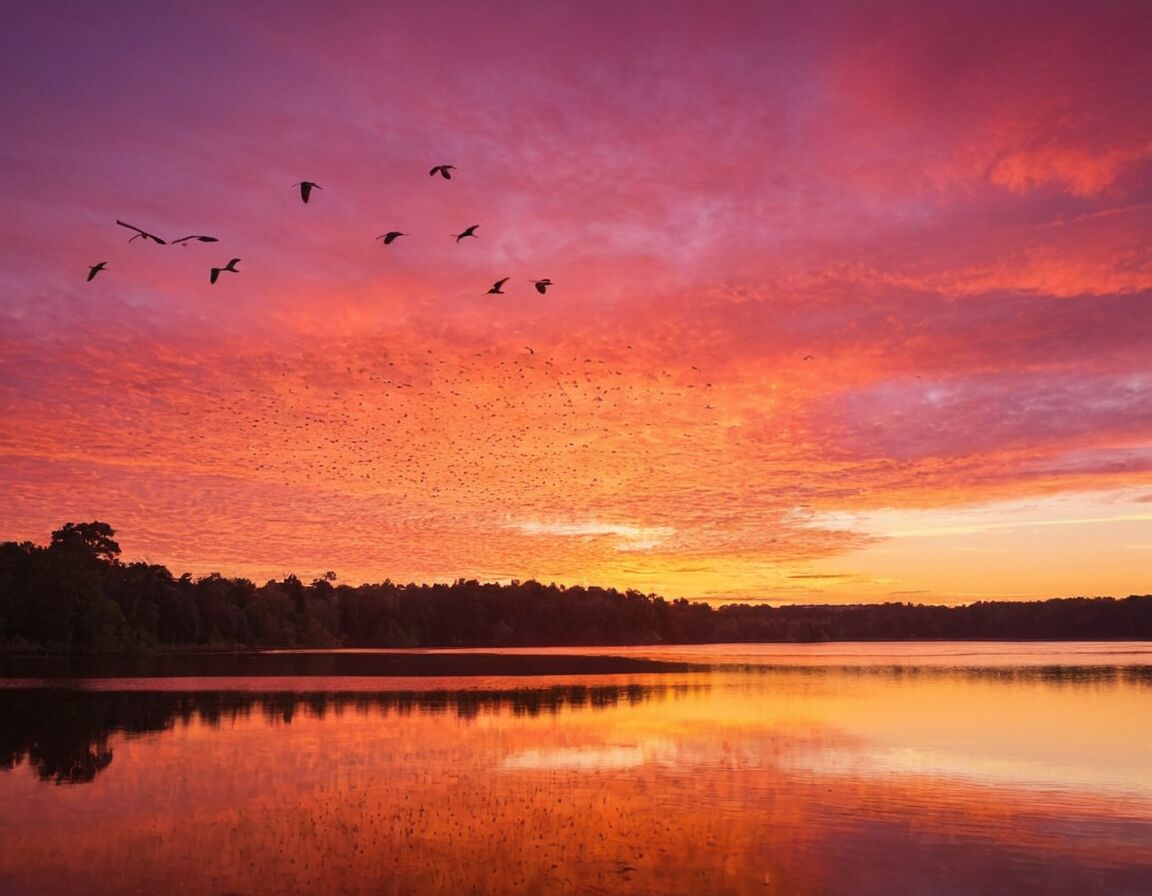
[429,165,456,179]
[486,277,509,294]
[210,258,241,284]
[453,225,478,242]
[87,262,107,281]
[171,235,219,245]
[293,181,322,203]
[533,278,553,294]
[377,231,407,244]
[116,220,167,245]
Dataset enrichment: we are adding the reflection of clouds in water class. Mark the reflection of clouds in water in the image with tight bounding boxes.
[503,746,647,771]
[502,682,1152,799]
[501,732,846,773]
[504,729,1152,801]
[784,744,1152,800]
[502,737,728,771]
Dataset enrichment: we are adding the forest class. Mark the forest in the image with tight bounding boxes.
[1,522,1149,653]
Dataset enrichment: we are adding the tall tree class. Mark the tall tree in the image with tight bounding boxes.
[50,522,121,563]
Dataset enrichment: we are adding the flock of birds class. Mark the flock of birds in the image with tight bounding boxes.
[86,165,554,295]
[65,162,845,557]
[74,162,733,509]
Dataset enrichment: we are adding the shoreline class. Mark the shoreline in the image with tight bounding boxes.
[0,651,699,679]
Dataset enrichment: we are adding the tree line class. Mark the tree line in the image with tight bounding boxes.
[1,522,1149,652]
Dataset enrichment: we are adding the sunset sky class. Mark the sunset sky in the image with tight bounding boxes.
[2,1,1150,604]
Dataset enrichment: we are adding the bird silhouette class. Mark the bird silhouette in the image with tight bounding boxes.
[429,165,456,179]
[486,277,509,294]
[533,279,553,294]
[377,231,407,245]
[116,220,167,245]
[453,225,478,242]
[293,182,322,203]
[171,235,219,245]
[210,258,241,284]
[87,262,107,281]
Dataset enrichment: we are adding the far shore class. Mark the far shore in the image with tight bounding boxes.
[0,650,699,679]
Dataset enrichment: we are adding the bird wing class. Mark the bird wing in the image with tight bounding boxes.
[496,277,509,288]
[535,282,547,293]
[117,220,168,244]
[210,268,220,284]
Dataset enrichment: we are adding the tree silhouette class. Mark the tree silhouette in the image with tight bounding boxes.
[1,522,1150,652]
[50,521,121,563]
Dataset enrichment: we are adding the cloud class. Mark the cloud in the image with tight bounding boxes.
[988,144,1152,198]
[511,520,675,552]
[884,513,1152,540]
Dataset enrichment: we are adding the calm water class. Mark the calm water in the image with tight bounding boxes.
[2,642,1150,895]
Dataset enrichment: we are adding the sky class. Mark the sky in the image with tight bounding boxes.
[1,0,1150,604]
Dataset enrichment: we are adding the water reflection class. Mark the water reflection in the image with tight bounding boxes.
[0,683,684,785]
[2,651,1150,895]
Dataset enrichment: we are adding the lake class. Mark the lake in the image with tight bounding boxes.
[2,642,1150,894]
